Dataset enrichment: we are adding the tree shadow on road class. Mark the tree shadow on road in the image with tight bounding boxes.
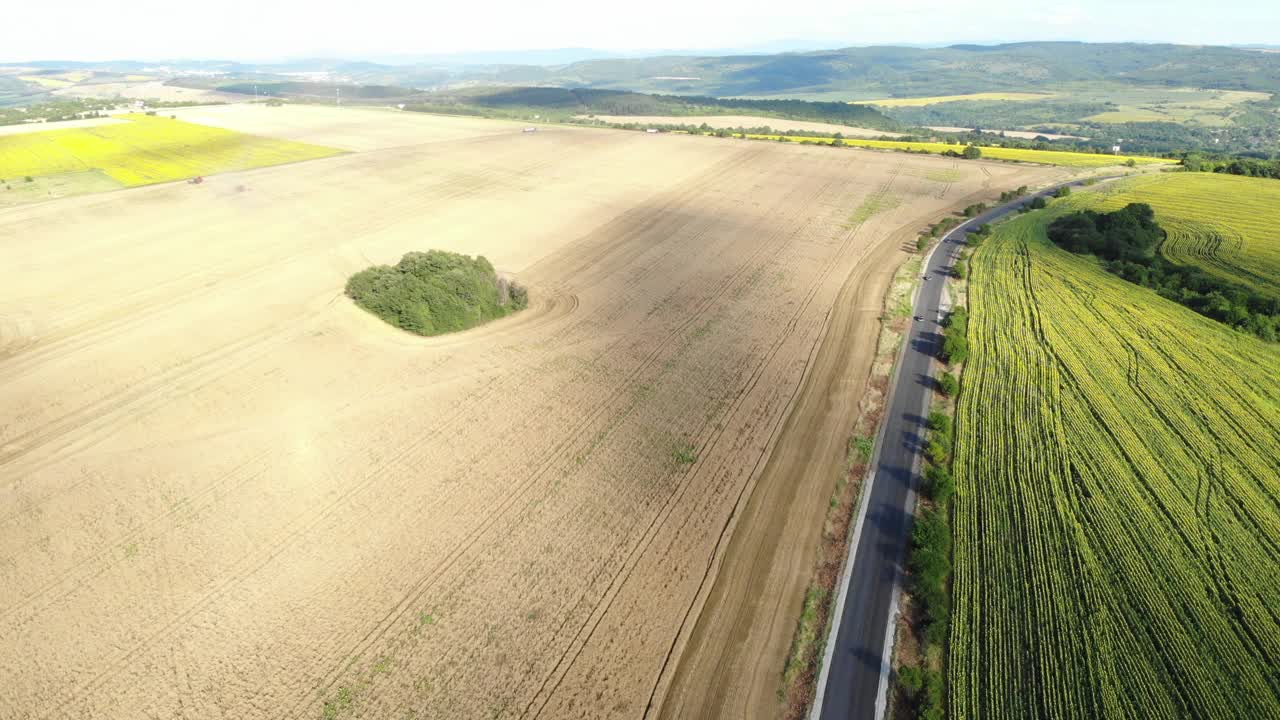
[902,413,929,428]
[910,330,943,358]
[852,645,890,677]
[866,466,917,574]
[902,427,927,455]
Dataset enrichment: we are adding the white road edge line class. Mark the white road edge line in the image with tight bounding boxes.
[808,229,952,720]
[809,175,1118,720]
[873,279,949,719]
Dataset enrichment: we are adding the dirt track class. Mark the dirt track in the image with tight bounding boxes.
[0,110,1060,719]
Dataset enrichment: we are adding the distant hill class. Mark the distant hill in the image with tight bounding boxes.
[218,81,419,100]
[446,42,1280,98]
[11,43,1278,152]
[16,42,1280,98]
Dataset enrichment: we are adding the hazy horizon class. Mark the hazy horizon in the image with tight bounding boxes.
[8,40,1280,67]
[5,0,1280,64]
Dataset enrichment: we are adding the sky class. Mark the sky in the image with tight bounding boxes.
[3,0,1280,62]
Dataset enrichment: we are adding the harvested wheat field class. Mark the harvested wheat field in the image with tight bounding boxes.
[0,109,1063,720]
[54,79,243,103]
[169,104,531,151]
[0,117,126,137]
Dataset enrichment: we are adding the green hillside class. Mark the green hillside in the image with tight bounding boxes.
[218,81,418,99]
[470,43,1280,98]
[1062,173,1280,300]
[449,43,1280,153]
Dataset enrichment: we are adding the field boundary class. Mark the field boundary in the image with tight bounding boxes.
[807,228,949,720]
[810,176,1107,720]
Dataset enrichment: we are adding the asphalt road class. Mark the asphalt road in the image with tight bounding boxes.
[814,177,1114,720]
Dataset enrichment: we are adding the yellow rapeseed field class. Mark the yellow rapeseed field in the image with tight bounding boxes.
[0,114,341,186]
[741,133,1172,168]
[953,191,1280,720]
[1060,172,1280,298]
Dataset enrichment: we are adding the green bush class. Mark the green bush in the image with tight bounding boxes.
[925,438,949,466]
[941,307,970,363]
[927,411,952,435]
[911,508,953,657]
[346,250,528,336]
[967,223,991,248]
[920,668,946,719]
[924,464,955,504]
[999,185,1029,202]
[942,333,969,364]
[898,665,925,694]
[910,509,951,599]
[937,371,959,398]
[897,665,946,720]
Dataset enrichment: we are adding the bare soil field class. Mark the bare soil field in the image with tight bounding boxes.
[0,117,126,136]
[578,114,905,138]
[0,170,123,208]
[0,113,1061,720]
[170,104,530,151]
[54,79,242,103]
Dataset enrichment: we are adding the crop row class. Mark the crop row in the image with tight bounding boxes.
[948,195,1280,719]
[1064,172,1280,299]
